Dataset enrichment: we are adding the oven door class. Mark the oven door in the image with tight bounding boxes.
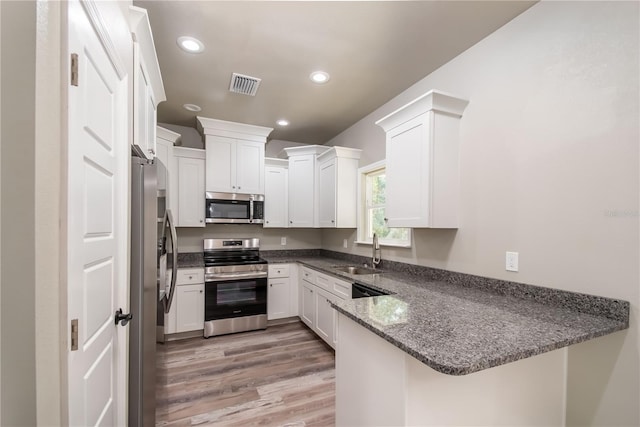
[205,273,267,321]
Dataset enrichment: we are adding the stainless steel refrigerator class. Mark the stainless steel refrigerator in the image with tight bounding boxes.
[130,155,177,426]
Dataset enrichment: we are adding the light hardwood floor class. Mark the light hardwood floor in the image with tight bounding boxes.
[156,320,336,426]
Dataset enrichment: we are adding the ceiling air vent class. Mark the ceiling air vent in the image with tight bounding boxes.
[229,73,261,96]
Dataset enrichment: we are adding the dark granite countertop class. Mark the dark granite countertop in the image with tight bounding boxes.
[261,253,629,376]
[175,252,204,268]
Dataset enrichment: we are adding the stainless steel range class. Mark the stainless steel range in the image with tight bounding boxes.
[203,238,268,338]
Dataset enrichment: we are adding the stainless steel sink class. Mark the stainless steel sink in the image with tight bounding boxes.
[332,265,382,275]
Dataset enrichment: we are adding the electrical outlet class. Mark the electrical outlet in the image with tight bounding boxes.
[281,237,287,246]
[343,239,348,248]
[506,251,519,272]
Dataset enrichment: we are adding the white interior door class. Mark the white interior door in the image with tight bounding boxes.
[67,1,128,425]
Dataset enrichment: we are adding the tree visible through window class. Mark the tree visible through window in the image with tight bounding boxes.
[360,163,410,246]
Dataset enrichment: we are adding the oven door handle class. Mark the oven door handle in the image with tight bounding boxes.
[205,271,268,282]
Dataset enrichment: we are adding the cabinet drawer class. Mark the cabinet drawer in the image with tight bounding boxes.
[332,279,351,300]
[315,272,332,293]
[176,268,204,285]
[300,267,316,284]
[268,264,290,278]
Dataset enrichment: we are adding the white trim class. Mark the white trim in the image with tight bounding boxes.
[196,116,273,141]
[80,0,127,80]
[129,5,166,104]
[157,126,182,144]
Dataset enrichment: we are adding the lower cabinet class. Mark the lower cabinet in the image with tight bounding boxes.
[176,284,204,333]
[267,264,298,320]
[165,268,204,335]
[298,266,350,349]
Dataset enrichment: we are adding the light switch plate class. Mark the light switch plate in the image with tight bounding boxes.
[281,237,287,246]
[506,251,519,272]
[343,239,348,248]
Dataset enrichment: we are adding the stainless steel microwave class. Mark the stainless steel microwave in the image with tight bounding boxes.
[205,192,265,224]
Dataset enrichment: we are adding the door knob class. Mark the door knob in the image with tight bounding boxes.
[114,308,133,327]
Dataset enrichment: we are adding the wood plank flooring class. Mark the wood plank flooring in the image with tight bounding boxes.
[156,320,336,426]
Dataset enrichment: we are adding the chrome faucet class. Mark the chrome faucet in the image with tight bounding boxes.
[372,233,381,268]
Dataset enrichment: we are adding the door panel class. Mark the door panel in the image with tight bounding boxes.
[67,1,127,425]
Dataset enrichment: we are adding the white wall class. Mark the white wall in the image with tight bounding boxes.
[176,225,322,253]
[265,139,308,158]
[0,2,37,425]
[324,2,639,425]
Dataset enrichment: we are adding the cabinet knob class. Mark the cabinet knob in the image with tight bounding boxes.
[266,221,269,224]
[238,186,241,189]
[200,290,203,293]
[232,186,236,189]
[199,219,203,223]
[331,220,335,223]
[270,284,273,287]
[310,289,313,293]
[148,149,155,155]
[289,221,293,224]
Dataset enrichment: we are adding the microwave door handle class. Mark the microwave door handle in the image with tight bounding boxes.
[163,209,178,313]
[249,200,254,220]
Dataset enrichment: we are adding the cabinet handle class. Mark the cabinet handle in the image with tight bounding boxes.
[238,186,241,189]
[189,276,193,279]
[232,186,236,189]
[266,221,269,224]
[331,220,335,223]
[200,290,203,293]
[384,217,388,222]
[310,289,313,293]
[270,284,273,287]
[199,219,203,223]
[289,221,293,224]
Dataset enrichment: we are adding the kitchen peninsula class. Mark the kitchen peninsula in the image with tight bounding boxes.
[258,251,629,427]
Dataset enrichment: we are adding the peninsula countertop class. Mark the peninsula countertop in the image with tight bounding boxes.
[262,254,629,376]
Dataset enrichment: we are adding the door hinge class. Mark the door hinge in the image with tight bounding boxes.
[70,319,79,351]
[70,53,79,86]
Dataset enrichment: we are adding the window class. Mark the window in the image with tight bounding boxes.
[357,160,411,247]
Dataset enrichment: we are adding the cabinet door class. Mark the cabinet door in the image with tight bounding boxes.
[288,155,315,227]
[264,166,288,228]
[300,281,316,328]
[177,156,205,227]
[176,284,204,333]
[315,288,336,348]
[386,113,430,228]
[205,135,236,192]
[155,139,171,193]
[318,158,337,227]
[267,278,290,320]
[236,140,264,194]
[132,43,157,160]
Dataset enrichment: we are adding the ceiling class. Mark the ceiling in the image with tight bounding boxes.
[137,1,536,144]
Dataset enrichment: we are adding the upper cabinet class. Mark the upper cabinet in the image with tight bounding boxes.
[376,90,468,228]
[129,6,166,160]
[197,117,272,195]
[317,147,362,228]
[156,126,181,217]
[281,145,330,228]
[174,147,206,227]
[264,158,289,228]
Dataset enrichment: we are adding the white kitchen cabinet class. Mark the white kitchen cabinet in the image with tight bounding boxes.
[174,147,205,227]
[264,158,288,228]
[165,268,205,335]
[298,266,351,349]
[300,280,316,328]
[268,264,293,320]
[176,284,204,333]
[315,288,337,344]
[282,145,329,228]
[317,147,362,228]
[376,90,468,228]
[156,126,180,219]
[130,7,166,160]
[197,117,272,195]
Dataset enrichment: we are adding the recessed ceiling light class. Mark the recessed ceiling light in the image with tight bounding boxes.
[276,119,289,126]
[310,71,330,84]
[183,103,202,112]
[177,36,204,54]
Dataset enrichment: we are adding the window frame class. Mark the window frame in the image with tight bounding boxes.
[356,160,412,248]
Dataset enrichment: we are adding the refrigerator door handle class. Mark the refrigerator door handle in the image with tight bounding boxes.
[162,209,179,314]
